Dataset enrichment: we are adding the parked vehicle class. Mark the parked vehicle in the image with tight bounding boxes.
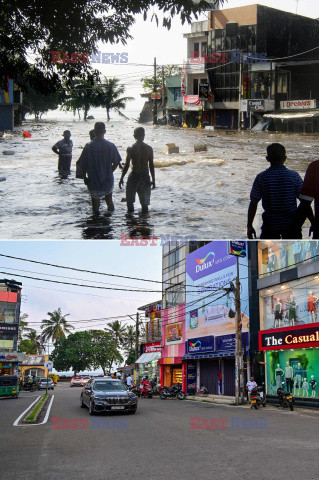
[140,381,153,399]
[188,384,209,396]
[38,378,54,390]
[81,378,138,415]
[277,387,294,411]
[160,384,186,400]
[71,376,83,387]
[250,385,266,409]
[22,377,37,392]
[0,375,19,398]
[82,376,91,385]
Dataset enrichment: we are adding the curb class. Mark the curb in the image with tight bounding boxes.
[23,394,50,424]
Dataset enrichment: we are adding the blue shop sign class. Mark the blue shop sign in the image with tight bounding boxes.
[186,335,215,355]
[215,332,249,351]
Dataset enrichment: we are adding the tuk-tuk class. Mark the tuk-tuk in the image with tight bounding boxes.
[0,375,19,398]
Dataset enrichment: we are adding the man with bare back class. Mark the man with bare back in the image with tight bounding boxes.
[119,127,155,214]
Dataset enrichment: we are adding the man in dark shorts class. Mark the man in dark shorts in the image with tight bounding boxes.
[52,130,73,175]
[247,143,303,239]
[80,122,121,215]
[119,127,155,214]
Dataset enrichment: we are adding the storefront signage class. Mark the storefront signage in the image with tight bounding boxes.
[186,241,236,282]
[280,100,316,110]
[199,82,209,100]
[165,322,183,345]
[248,100,265,112]
[228,241,247,258]
[259,323,319,351]
[186,335,215,355]
[186,361,197,394]
[215,332,249,351]
[0,291,18,303]
[145,342,161,353]
[0,323,19,334]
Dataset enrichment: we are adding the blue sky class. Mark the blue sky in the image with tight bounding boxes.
[0,241,162,335]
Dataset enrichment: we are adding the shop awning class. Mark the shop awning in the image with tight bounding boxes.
[264,111,319,120]
[157,357,181,365]
[135,352,161,364]
[181,348,249,360]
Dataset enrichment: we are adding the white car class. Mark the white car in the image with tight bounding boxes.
[71,376,83,387]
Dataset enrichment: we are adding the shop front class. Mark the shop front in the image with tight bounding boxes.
[159,304,186,390]
[135,342,161,381]
[0,351,24,375]
[259,324,319,406]
[185,241,250,397]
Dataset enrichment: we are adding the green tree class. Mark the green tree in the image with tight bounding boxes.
[18,313,32,342]
[89,330,123,375]
[41,308,74,344]
[21,84,65,121]
[94,77,133,121]
[123,325,136,363]
[1,1,219,92]
[61,75,99,120]
[105,320,127,369]
[50,331,93,375]
[141,65,182,92]
[19,329,44,354]
[126,349,137,365]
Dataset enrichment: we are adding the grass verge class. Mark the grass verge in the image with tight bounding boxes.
[25,393,48,423]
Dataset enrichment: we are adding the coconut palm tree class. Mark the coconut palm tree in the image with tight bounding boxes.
[95,77,134,121]
[19,329,44,355]
[105,320,127,370]
[41,308,74,344]
[18,313,32,342]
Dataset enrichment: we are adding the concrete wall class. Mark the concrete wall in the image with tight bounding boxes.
[0,105,14,131]
[210,5,258,29]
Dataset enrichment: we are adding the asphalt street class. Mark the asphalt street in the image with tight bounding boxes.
[1,386,319,480]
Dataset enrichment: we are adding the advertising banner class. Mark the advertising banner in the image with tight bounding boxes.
[185,242,249,345]
[165,322,183,345]
[186,335,215,355]
[186,361,197,394]
[199,82,209,100]
[215,332,249,351]
[0,323,18,334]
[280,100,316,110]
[145,342,161,353]
[259,323,319,351]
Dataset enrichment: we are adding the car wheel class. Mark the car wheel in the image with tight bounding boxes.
[89,400,95,415]
[80,395,86,408]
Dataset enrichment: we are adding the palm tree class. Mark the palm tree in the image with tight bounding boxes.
[123,325,136,364]
[18,313,32,342]
[41,308,74,344]
[95,77,134,121]
[25,330,44,354]
[105,320,127,370]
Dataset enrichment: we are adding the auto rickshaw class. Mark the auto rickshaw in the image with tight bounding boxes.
[0,374,19,398]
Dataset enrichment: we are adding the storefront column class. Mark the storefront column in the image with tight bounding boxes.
[196,360,200,389]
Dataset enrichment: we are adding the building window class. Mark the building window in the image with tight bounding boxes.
[201,42,207,57]
[193,79,199,95]
[0,302,16,323]
[168,249,180,271]
[193,42,200,58]
[174,88,182,101]
[166,283,185,308]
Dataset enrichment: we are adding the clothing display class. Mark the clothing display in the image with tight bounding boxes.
[307,294,317,312]
[288,297,297,325]
[267,250,277,274]
[293,241,302,265]
[279,245,288,269]
[302,380,309,396]
[275,366,284,389]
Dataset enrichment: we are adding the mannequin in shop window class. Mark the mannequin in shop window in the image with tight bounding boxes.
[302,378,309,397]
[267,248,277,274]
[303,241,311,262]
[310,375,317,397]
[279,243,288,270]
[274,299,283,328]
[275,363,284,389]
[287,295,297,326]
[307,291,318,323]
[285,362,294,393]
[293,363,303,396]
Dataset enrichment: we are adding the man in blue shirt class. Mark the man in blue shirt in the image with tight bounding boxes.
[247,143,303,239]
[80,122,122,215]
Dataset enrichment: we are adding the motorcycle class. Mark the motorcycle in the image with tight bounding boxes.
[250,384,267,409]
[22,382,36,392]
[160,383,186,400]
[140,381,153,399]
[277,387,294,411]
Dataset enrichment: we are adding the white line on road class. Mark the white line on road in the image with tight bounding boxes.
[13,396,40,426]
[13,395,55,427]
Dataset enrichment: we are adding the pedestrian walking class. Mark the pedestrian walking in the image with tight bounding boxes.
[119,127,155,214]
[294,159,318,238]
[52,130,73,175]
[126,374,132,387]
[79,122,122,215]
[247,143,304,239]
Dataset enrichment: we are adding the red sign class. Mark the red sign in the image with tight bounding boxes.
[259,323,319,351]
[0,291,18,303]
[145,342,161,353]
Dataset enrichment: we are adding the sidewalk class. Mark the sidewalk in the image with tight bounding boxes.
[186,394,242,406]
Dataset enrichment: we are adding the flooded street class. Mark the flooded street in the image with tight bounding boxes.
[0,117,318,239]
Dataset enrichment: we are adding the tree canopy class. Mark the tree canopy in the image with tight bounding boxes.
[41,308,74,343]
[141,65,182,92]
[1,1,223,92]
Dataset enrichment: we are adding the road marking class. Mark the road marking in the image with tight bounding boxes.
[13,396,40,426]
[13,395,55,427]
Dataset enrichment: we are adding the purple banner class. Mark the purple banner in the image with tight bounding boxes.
[186,241,236,281]
[215,332,249,351]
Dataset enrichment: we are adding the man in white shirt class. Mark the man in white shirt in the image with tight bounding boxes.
[246,376,257,400]
[126,374,132,387]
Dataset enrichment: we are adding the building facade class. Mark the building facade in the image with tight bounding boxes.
[136,300,162,381]
[0,279,23,375]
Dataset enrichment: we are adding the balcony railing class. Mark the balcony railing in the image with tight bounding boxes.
[191,20,209,33]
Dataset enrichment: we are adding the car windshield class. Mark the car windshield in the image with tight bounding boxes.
[93,381,126,392]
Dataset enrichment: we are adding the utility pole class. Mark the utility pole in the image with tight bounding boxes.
[237,50,242,132]
[135,312,139,378]
[153,57,157,125]
[162,65,166,124]
[235,257,244,404]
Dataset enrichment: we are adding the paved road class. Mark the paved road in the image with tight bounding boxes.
[1,386,319,480]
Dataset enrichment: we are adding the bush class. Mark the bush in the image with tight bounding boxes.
[49,373,59,384]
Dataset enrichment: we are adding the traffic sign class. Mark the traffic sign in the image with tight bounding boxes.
[44,360,53,370]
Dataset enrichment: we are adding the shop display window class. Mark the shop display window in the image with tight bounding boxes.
[0,336,14,349]
[0,302,16,323]
[260,274,319,330]
[266,348,319,398]
[258,241,319,278]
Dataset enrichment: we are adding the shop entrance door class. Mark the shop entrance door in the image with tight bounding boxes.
[200,360,219,394]
[164,366,172,387]
[223,358,235,396]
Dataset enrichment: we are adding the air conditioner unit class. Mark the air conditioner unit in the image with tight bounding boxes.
[204,304,229,325]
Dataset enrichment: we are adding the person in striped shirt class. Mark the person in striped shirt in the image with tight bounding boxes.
[247,143,304,239]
